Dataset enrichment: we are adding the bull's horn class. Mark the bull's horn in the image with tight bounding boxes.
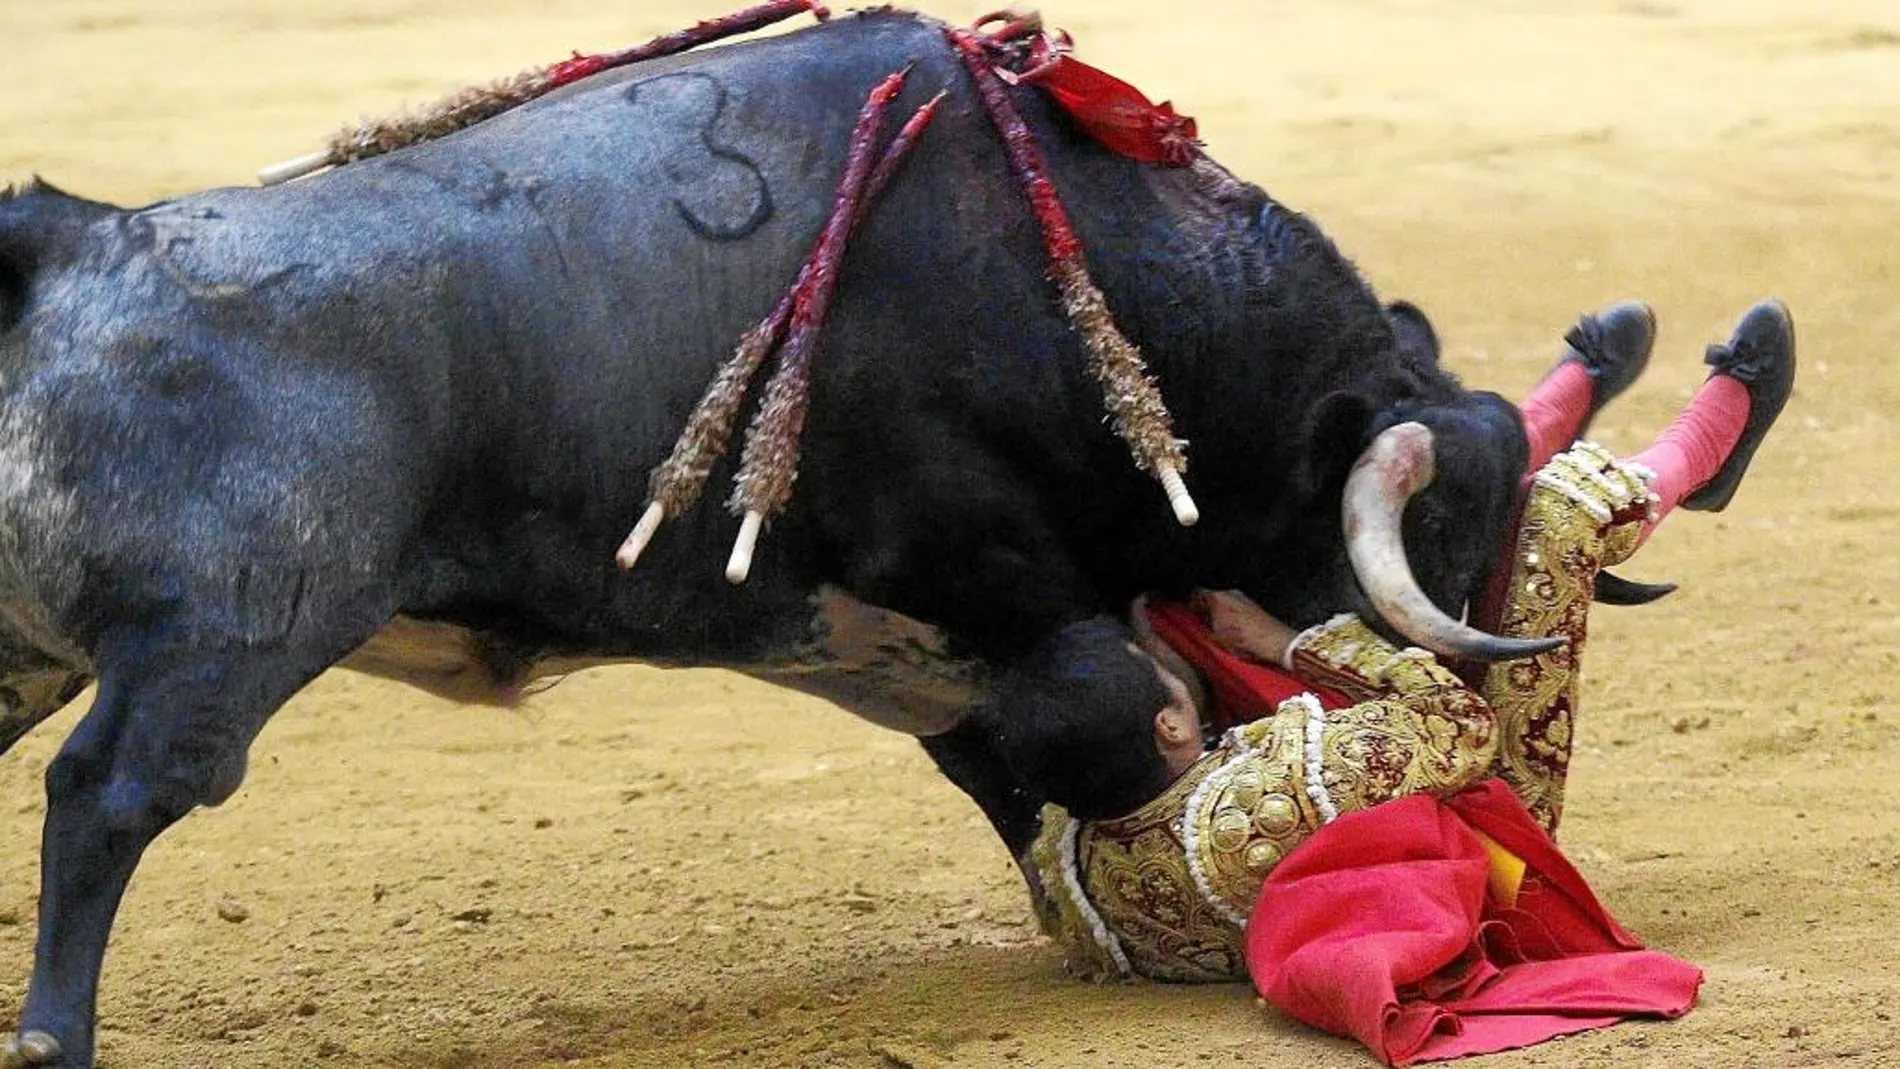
[1594,571,1677,606]
[1342,422,1562,662]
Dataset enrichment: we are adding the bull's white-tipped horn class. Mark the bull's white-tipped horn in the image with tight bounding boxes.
[257,151,335,187]
[1157,464,1200,526]
[615,502,667,571]
[1342,421,1561,662]
[726,510,763,584]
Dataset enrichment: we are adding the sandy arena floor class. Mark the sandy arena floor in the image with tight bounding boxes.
[4,1,1900,1066]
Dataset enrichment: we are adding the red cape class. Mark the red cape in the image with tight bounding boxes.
[1246,780,1703,1066]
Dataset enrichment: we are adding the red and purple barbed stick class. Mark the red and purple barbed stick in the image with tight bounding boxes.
[617,76,946,576]
[945,27,1198,527]
[723,67,918,582]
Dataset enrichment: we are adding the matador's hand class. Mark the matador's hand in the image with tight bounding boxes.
[1193,590,1297,665]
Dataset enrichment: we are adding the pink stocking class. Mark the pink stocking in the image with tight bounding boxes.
[1469,372,1752,663]
[1627,375,1751,544]
[1519,361,1596,473]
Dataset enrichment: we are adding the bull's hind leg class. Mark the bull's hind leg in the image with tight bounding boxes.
[5,632,371,1069]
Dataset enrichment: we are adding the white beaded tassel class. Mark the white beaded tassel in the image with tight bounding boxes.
[1057,818,1132,976]
[1298,694,1341,824]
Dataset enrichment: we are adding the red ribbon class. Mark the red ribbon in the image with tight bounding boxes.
[998,28,1202,167]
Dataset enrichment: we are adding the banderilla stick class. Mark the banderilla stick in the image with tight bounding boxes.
[945,27,1198,528]
[617,76,945,574]
[723,67,914,583]
[258,0,829,186]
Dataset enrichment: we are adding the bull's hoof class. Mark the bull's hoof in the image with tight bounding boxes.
[2,1031,62,1068]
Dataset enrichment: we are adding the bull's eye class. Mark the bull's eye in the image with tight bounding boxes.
[0,687,22,714]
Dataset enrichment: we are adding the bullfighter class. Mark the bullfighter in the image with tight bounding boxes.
[990,299,1795,1064]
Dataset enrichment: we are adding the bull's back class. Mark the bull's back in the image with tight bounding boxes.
[202,13,973,429]
[13,11,1256,660]
[253,12,1258,650]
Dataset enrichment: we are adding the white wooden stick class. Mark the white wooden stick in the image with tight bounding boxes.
[1158,464,1199,526]
[725,510,764,584]
[257,151,335,187]
[615,502,667,570]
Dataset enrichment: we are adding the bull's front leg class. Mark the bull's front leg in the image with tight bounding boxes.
[5,630,376,1069]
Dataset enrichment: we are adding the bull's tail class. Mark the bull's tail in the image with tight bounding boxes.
[0,668,90,757]
[0,179,113,332]
[0,710,35,757]
[0,180,107,755]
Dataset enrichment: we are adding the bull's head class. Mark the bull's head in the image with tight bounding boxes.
[1261,387,1545,662]
[1341,403,1558,661]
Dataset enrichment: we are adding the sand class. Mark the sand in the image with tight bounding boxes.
[4,0,1899,1065]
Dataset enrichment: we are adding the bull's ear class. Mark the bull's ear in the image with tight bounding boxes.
[1295,390,1375,502]
[1385,300,1441,367]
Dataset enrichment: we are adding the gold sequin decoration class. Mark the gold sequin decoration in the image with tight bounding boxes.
[1180,718,1324,931]
[1075,747,1249,982]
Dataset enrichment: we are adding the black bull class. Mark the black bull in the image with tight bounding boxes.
[0,11,1529,1065]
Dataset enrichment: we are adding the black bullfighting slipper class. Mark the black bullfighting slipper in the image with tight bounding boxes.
[1682,299,1797,512]
[1563,300,1656,436]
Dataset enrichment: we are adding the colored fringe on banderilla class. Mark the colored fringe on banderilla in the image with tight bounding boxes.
[945,27,1198,526]
[260,0,827,184]
[616,70,945,577]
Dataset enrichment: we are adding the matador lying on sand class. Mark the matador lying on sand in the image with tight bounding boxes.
[991,300,1796,1065]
